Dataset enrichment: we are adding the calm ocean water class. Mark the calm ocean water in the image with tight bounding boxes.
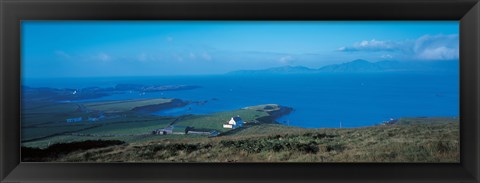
[23,73,459,128]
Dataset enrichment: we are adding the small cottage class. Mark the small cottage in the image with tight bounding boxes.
[223,116,244,129]
[152,126,174,135]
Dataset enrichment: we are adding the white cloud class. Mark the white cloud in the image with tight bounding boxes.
[338,34,459,61]
[338,39,397,52]
[413,34,458,60]
[416,46,458,60]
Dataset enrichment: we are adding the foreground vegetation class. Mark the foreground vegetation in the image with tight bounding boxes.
[23,119,459,163]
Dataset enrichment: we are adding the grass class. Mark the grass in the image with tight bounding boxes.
[35,118,459,163]
[21,101,284,148]
[22,124,100,142]
[22,140,125,162]
[22,116,176,148]
[22,102,83,126]
[396,116,459,125]
[22,113,70,126]
[82,98,173,113]
[227,124,310,136]
[80,119,173,135]
[22,133,206,149]
[174,108,270,132]
[22,102,80,114]
[242,104,282,111]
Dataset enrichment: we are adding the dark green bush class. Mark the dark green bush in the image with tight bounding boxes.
[326,144,345,152]
[295,142,319,154]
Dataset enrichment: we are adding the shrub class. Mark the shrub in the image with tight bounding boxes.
[220,140,235,147]
[434,141,455,153]
[272,143,284,152]
[326,144,345,152]
[295,142,319,154]
[22,140,125,162]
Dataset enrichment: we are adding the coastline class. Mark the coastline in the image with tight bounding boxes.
[255,105,294,124]
[132,99,189,113]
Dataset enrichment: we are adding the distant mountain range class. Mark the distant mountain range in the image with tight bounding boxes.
[227,59,458,75]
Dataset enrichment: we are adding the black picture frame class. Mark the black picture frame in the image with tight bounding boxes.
[1,0,479,182]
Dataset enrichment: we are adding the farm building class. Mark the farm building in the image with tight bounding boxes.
[66,117,83,123]
[223,116,244,129]
[152,126,193,135]
[152,126,173,135]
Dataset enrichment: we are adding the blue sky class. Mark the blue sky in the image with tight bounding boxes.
[22,21,458,78]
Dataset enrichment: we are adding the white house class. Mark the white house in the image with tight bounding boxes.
[223,116,244,129]
[152,126,174,135]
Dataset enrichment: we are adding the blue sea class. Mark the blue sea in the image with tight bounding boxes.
[23,73,459,128]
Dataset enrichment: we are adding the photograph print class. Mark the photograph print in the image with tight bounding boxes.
[21,21,459,162]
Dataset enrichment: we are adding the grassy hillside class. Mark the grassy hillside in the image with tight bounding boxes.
[396,117,458,125]
[24,119,459,163]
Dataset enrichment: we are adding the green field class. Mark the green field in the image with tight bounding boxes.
[23,102,80,114]
[21,124,100,142]
[82,98,173,113]
[80,119,173,135]
[21,103,287,149]
[22,116,175,147]
[21,98,183,146]
[22,102,82,126]
[174,109,269,132]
